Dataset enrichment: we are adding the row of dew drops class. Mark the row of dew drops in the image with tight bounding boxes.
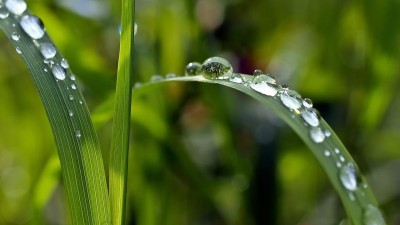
[140,56,385,225]
[0,0,83,139]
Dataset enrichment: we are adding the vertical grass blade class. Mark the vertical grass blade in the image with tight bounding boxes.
[0,4,111,225]
[109,0,135,224]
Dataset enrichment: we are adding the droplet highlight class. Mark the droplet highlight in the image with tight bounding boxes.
[20,15,45,39]
[310,127,325,143]
[201,56,233,80]
[40,43,56,59]
[5,0,26,15]
[339,163,358,191]
[51,65,66,80]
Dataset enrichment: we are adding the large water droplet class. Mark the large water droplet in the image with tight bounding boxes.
[363,205,385,225]
[202,56,233,80]
[310,127,325,143]
[5,0,26,15]
[185,62,202,76]
[228,73,244,83]
[11,32,20,41]
[279,89,302,110]
[51,65,66,80]
[301,108,320,127]
[40,43,56,59]
[20,15,45,39]
[249,74,278,96]
[0,6,10,19]
[61,58,69,68]
[339,163,358,191]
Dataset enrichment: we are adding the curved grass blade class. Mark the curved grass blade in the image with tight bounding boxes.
[132,72,386,225]
[109,0,135,224]
[0,4,111,225]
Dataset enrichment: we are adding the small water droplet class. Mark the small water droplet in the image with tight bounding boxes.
[20,15,45,39]
[249,74,278,96]
[40,43,56,59]
[279,89,302,110]
[301,108,320,127]
[150,75,163,82]
[15,47,21,54]
[70,75,76,81]
[75,130,81,138]
[202,56,233,80]
[5,0,26,15]
[61,58,69,69]
[51,65,66,80]
[185,62,202,76]
[32,39,39,47]
[133,82,142,89]
[363,205,385,225]
[228,73,244,83]
[71,84,76,90]
[335,148,340,154]
[79,100,83,104]
[252,71,276,84]
[339,156,345,162]
[253,69,263,76]
[11,32,20,41]
[348,192,355,201]
[324,130,331,137]
[0,6,10,19]
[68,110,74,117]
[336,162,342,168]
[44,68,48,72]
[303,98,313,108]
[339,163,358,191]
[310,127,325,143]
[69,95,74,100]
[166,73,176,79]
[324,150,331,157]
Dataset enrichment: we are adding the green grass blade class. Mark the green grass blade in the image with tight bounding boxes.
[0,6,111,225]
[109,0,135,224]
[132,73,386,225]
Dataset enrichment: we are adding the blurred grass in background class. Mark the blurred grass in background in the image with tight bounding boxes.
[1,0,400,224]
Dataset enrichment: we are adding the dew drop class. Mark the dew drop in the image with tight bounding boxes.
[11,32,20,41]
[249,74,278,96]
[133,82,142,89]
[252,71,276,84]
[71,84,76,90]
[40,43,56,59]
[150,75,163,82]
[301,108,320,127]
[185,62,202,76]
[303,98,313,108]
[228,73,244,83]
[310,127,325,143]
[166,73,176,79]
[279,89,302,110]
[0,6,10,19]
[75,130,81,138]
[70,75,76,81]
[336,162,342,168]
[339,163,358,191]
[61,58,69,69]
[5,0,26,15]
[324,130,331,137]
[253,69,263,76]
[44,68,48,72]
[20,15,45,39]
[15,46,21,54]
[68,110,74,117]
[79,100,83,105]
[324,150,331,157]
[334,148,340,154]
[202,56,233,80]
[348,192,355,201]
[51,65,66,80]
[363,205,385,225]
[69,95,74,100]
[339,156,345,162]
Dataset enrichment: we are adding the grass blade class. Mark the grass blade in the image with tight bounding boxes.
[0,5,110,225]
[109,0,135,224]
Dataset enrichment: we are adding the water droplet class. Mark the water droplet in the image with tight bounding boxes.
[228,73,244,83]
[363,205,385,225]
[150,75,163,82]
[324,130,331,137]
[70,75,76,81]
[279,89,302,110]
[336,162,342,168]
[166,73,176,79]
[301,108,320,127]
[185,62,202,76]
[324,150,331,157]
[0,6,10,19]
[79,100,83,104]
[303,98,313,108]
[253,69,263,76]
[5,0,26,15]
[310,127,325,143]
[51,65,66,80]
[71,84,76,90]
[250,74,278,96]
[202,56,233,80]
[334,148,340,154]
[133,82,142,89]
[20,15,45,39]
[75,130,81,138]
[61,58,69,69]
[15,47,21,54]
[40,43,56,59]
[69,95,74,100]
[348,192,355,201]
[44,68,48,72]
[339,156,345,162]
[32,39,39,47]
[68,110,74,117]
[11,32,20,41]
[339,163,358,191]
[252,71,276,84]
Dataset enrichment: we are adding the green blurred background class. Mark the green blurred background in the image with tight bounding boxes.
[1,0,400,224]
